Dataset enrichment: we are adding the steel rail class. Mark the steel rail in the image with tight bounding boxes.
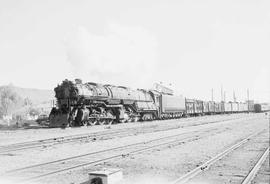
[7,127,216,173]
[171,130,265,184]
[0,124,173,153]
[241,147,269,184]
[9,128,221,183]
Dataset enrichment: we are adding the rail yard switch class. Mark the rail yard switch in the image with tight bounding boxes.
[89,168,123,184]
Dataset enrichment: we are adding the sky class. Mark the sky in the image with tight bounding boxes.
[0,0,269,103]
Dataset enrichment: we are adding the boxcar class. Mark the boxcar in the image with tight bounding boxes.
[247,101,254,112]
[261,103,270,112]
[238,103,244,112]
[203,101,209,114]
[208,101,215,114]
[254,104,262,113]
[231,102,239,112]
[255,103,270,112]
[185,99,195,115]
[214,102,220,113]
[243,103,248,112]
[194,100,203,115]
[224,102,232,113]
[219,102,225,113]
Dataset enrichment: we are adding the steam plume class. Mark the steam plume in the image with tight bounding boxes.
[65,23,158,89]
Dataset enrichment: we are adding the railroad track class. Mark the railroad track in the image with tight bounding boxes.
[0,116,254,154]
[241,147,269,184]
[171,129,267,184]
[4,127,224,183]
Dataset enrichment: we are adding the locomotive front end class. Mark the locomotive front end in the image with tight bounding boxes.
[49,79,113,127]
[49,80,80,127]
[50,79,96,127]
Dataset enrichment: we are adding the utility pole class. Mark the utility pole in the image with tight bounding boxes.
[247,88,250,112]
[224,91,226,102]
[211,88,214,102]
[233,90,236,102]
[221,85,223,102]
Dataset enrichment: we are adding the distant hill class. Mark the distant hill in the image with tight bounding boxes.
[1,85,54,105]
[0,85,54,117]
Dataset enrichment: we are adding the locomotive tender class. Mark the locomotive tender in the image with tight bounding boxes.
[49,79,256,128]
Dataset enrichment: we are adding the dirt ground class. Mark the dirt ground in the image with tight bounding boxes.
[0,113,268,184]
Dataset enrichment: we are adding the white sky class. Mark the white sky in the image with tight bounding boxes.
[0,0,269,103]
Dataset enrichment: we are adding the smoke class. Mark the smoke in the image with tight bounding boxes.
[65,22,158,89]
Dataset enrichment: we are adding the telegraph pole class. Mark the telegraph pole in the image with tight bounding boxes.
[211,88,214,102]
[221,85,223,102]
[224,91,226,102]
[247,88,250,112]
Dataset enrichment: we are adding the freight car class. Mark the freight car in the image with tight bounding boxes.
[208,101,215,114]
[194,100,203,115]
[231,102,239,113]
[185,99,195,115]
[260,103,270,112]
[49,79,256,128]
[254,103,270,113]
[238,102,248,112]
[202,101,209,114]
[224,102,232,113]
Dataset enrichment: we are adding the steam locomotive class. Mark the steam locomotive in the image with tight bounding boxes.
[49,79,263,128]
